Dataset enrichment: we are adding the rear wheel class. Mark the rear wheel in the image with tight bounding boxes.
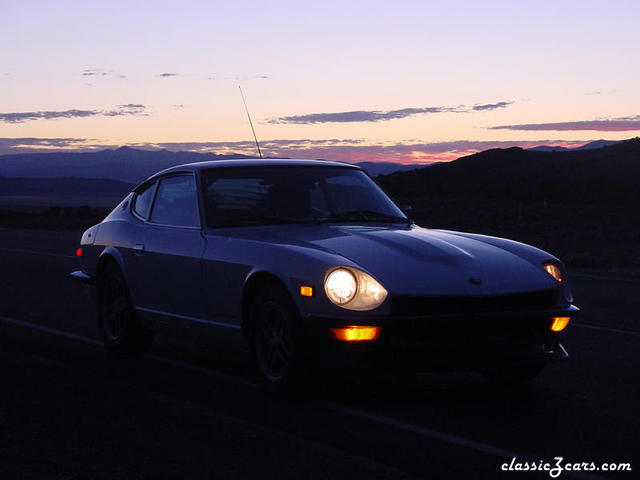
[481,363,544,386]
[250,284,307,393]
[96,261,154,355]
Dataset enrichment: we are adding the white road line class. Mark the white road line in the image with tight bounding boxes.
[0,314,255,386]
[0,314,416,478]
[574,322,640,337]
[148,354,256,387]
[0,247,75,259]
[325,402,526,457]
[571,272,640,283]
[136,306,242,330]
[0,315,101,345]
[0,314,608,479]
[151,393,422,480]
[323,403,605,480]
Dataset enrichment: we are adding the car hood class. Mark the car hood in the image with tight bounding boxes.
[262,224,558,296]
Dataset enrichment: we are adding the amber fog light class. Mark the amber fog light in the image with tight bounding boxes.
[551,317,570,332]
[331,326,381,342]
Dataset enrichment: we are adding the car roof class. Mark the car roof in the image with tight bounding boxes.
[152,158,360,179]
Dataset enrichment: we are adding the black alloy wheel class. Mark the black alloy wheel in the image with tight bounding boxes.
[251,284,306,392]
[97,261,154,355]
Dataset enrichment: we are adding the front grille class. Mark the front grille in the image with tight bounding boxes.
[388,315,550,348]
[391,288,560,317]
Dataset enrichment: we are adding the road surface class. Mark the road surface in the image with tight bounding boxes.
[0,228,637,479]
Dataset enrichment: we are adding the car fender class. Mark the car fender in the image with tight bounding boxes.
[96,246,128,282]
[236,243,386,320]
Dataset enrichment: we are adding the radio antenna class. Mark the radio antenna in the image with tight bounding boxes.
[238,85,263,159]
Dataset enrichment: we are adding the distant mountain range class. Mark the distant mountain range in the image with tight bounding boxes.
[0,147,258,184]
[0,146,429,184]
[0,147,430,206]
[2,139,638,207]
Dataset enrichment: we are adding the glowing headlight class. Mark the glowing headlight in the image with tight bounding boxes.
[324,267,388,311]
[325,269,357,305]
[542,261,564,283]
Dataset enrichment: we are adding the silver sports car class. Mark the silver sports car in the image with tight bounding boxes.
[71,159,578,390]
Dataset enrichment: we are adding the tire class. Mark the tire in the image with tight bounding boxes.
[249,283,307,393]
[96,261,154,355]
[481,363,544,386]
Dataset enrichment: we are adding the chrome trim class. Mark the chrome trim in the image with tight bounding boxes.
[132,181,158,221]
[131,172,202,229]
[132,209,149,222]
[145,222,201,230]
[70,270,93,284]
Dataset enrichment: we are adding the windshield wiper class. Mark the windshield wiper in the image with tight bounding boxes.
[218,212,411,227]
[317,210,410,224]
[223,216,312,227]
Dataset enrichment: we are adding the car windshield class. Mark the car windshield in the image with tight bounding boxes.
[202,165,409,228]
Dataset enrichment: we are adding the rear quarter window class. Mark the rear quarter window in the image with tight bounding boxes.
[133,182,156,219]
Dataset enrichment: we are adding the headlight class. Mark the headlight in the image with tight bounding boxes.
[324,267,387,311]
[325,269,357,305]
[542,261,564,283]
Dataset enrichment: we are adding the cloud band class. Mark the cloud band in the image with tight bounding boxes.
[491,116,640,132]
[0,104,147,124]
[269,101,512,124]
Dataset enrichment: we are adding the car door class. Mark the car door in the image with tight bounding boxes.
[133,173,207,324]
[122,179,157,306]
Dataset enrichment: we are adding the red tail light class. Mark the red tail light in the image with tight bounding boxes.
[76,248,84,258]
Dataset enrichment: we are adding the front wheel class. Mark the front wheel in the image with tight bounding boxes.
[481,363,544,386]
[250,284,307,393]
[96,261,154,355]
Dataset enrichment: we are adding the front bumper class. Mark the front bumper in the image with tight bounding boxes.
[302,304,578,372]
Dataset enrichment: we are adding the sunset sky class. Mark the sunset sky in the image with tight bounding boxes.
[2,0,639,163]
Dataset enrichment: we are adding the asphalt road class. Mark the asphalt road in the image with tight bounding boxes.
[0,227,638,479]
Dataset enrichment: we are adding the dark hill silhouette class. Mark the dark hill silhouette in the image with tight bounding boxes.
[376,138,640,269]
[0,176,134,198]
[352,161,431,176]
[379,137,640,205]
[527,145,570,152]
[527,139,621,152]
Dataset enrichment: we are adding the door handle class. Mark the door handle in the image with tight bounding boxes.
[133,244,145,254]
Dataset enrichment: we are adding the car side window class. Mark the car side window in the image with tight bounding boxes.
[149,175,200,227]
[133,182,156,219]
